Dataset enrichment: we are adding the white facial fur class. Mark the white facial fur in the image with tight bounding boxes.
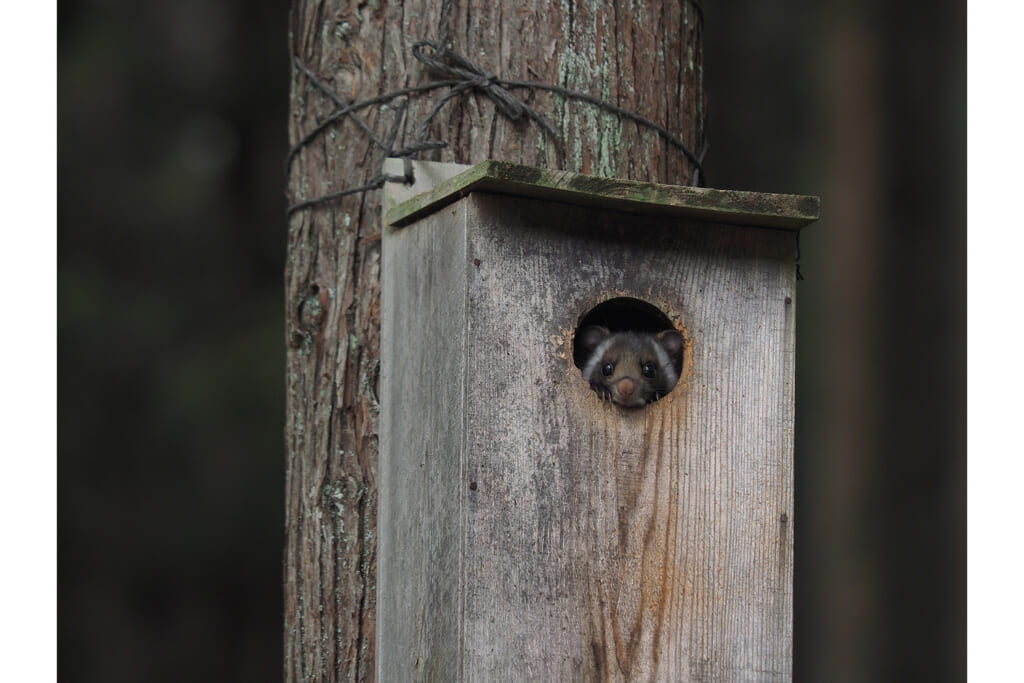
[579,327,682,407]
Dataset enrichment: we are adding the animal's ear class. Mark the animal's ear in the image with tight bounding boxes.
[656,329,683,357]
[577,325,611,352]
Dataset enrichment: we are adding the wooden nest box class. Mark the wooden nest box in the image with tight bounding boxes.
[379,160,819,681]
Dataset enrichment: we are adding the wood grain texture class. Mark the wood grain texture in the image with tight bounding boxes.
[380,191,797,681]
[388,161,820,229]
[287,1,704,679]
[380,202,468,681]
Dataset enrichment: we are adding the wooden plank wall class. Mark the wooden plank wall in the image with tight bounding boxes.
[380,200,469,681]
[380,191,797,681]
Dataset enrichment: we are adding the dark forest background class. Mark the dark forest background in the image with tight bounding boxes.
[58,1,965,681]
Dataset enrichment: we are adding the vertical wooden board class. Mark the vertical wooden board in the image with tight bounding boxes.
[379,202,469,681]
[460,194,795,681]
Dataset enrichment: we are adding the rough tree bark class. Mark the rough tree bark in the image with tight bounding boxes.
[284,1,704,679]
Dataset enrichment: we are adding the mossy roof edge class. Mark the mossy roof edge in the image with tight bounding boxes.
[386,160,820,230]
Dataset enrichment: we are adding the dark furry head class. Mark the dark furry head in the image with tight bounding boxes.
[578,326,683,408]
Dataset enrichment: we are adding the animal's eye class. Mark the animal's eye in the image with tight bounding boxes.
[601,362,614,377]
[641,361,657,378]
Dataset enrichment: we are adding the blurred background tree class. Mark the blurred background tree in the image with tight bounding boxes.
[58,0,964,681]
[59,1,287,679]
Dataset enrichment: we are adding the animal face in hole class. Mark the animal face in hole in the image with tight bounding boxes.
[578,326,683,407]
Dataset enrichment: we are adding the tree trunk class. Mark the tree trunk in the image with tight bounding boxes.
[284,1,704,679]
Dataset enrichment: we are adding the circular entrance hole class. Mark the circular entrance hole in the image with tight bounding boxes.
[572,298,684,408]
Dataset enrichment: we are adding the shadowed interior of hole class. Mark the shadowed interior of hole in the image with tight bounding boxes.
[571,297,676,370]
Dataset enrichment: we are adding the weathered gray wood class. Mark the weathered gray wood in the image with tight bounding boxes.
[380,186,801,681]
[381,159,472,214]
[387,160,820,230]
[379,198,469,681]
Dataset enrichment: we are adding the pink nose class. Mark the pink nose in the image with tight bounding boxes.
[616,378,636,400]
